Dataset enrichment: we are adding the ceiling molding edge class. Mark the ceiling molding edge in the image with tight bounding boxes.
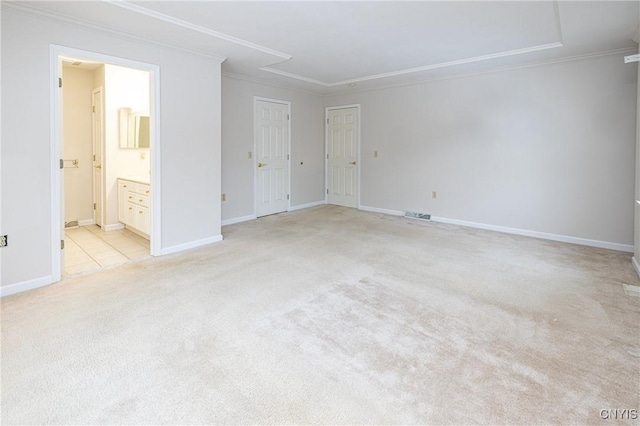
[103,0,292,61]
[327,46,637,97]
[552,0,565,45]
[221,72,326,96]
[262,0,565,87]
[2,1,227,63]
[260,42,564,88]
[255,67,330,87]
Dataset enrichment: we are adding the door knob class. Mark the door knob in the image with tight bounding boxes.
[258,162,267,167]
[349,161,357,166]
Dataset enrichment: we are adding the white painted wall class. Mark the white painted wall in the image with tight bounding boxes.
[104,64,150,227]
[221,75,325,222]
[1,6,223,290]
[62,66,94,225]
[325,53,637,248]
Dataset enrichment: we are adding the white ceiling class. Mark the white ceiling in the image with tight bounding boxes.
[10,1,640,94]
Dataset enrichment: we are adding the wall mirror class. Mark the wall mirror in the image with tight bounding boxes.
[119,107,150,149]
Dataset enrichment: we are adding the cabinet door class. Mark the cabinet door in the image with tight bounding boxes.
[118,181,129,223]
[126,201,137,227]
[136,206,150,235]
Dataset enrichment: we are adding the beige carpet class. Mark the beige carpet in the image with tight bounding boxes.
[2,205,639,424]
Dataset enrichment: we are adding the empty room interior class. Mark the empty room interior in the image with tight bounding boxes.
[1,1,639,424]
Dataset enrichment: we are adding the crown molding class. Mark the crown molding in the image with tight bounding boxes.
[221,71,325,96]
[2,1,227,63]
[103,0,291,61]
[226,47,636,99]
[261,42,564,88]
[552,0,564,45]
[326,46,638,97]
[261,0,565,87]
[256,67,329,87]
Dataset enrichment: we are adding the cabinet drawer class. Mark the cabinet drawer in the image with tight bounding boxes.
[134,194,149,208]
[130,182,150,196]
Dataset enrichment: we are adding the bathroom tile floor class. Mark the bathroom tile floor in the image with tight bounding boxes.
[64,225,150,276]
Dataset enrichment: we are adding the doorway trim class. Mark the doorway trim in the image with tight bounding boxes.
[325,104,361,209]
[50,44,162,282]
[91,86,104,228]
[253,96,292,217]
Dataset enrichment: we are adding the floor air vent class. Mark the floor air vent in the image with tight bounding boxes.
[623,284,640,298]
[64,221,78,228]
[404,211,431,221]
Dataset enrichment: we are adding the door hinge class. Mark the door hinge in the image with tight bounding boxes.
[61,240,65,250]
[287,114,290,120]
[327,188,329,195]
[58,78,62,88]
[93,155,96,161]
[327,118,329,124]
[60,159,64,169]
[287,154,290,160]
[287,194,290,200]
[326,154,329,159]
[93,203,96,210]
[92,105,95,113]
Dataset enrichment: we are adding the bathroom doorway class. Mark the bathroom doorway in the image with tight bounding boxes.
[54,47,160,279]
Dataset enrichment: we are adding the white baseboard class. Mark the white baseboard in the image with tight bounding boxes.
[1,275,54,297]
[78,219,95,227]
[103,223,125,232]
[633,257,640,278]
[222,215,257,226]
[159,234,223,256]
[430,216,634,253]
[289,200,326,212]
[359,205,404,216]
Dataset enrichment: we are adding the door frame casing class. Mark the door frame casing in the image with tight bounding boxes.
[253,96,292,217]
[51,44,162,282]
[325,104,361,209]
[91,86,104,228]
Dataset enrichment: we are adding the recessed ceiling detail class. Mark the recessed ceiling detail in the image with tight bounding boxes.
[260,41,564,87]
[108,0,565,87]
[105,0,291,61]
[5,1,638,94]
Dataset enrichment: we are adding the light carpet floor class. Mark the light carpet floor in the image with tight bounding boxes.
[2,205,639,424]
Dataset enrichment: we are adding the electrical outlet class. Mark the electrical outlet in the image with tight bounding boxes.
[374,150,379,158]
[221,193,226,202]
[0,235,7,247]
[248,152,252,159]
[432,191,437,199]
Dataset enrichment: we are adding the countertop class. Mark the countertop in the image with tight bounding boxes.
[119,175,150,185]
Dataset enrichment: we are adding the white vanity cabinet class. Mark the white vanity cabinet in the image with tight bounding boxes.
[118,178,150,238]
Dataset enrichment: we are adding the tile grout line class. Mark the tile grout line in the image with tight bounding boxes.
[64,229,102,267]
[78,226,150,262]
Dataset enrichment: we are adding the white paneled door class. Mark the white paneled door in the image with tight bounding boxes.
[255,100,290,217]
[327,107,358,208]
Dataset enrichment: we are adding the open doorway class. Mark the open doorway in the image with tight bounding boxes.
[55,47,160,279]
